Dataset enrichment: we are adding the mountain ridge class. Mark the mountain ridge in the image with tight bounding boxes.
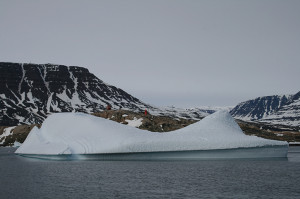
[230,91,300,126]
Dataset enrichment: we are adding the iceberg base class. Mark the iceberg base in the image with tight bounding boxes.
[17,145,288,161]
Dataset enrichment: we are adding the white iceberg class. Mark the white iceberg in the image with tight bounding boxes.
[15,111,288,159]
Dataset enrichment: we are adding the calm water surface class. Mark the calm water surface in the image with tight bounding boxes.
[0,147,300,199]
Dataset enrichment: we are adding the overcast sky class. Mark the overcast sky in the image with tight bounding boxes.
[1,0,299,108]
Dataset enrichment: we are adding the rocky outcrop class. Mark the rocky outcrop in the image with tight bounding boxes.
[0,124,39,146]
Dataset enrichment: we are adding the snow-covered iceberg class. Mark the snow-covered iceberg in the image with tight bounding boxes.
[15,111,288,159]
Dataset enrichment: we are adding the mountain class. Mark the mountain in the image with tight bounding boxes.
[0,62,153,126]
[0,62,213,126]
[230,91,300,127]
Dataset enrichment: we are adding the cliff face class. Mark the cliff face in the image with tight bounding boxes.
[0,62,149,126]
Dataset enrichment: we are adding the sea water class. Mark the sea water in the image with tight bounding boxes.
[0,147,300,199]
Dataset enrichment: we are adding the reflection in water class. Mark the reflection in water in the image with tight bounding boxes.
[17,146,289,161]
[288,146,300,162]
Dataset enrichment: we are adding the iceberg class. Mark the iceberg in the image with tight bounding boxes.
[15,111,288,159]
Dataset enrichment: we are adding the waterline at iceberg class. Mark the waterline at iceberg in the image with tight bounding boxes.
[15,111,288,159]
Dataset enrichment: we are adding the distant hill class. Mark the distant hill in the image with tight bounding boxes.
[230,91,300,127]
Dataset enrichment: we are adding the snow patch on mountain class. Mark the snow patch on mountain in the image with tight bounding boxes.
[125,117,143,128]
[0,126,15,144]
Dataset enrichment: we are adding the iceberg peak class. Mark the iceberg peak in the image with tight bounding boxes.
[197,110,241,130]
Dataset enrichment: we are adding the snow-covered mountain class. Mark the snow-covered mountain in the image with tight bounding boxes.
[0,62,215,126]
[230,92,300,127]
[0,62,152,126]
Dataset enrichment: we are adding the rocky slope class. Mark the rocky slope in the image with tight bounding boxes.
[230,91,300,127]
[0,124,39,147]
[93,109,196,132]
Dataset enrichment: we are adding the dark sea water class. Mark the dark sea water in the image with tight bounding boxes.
[1,147,300,199]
